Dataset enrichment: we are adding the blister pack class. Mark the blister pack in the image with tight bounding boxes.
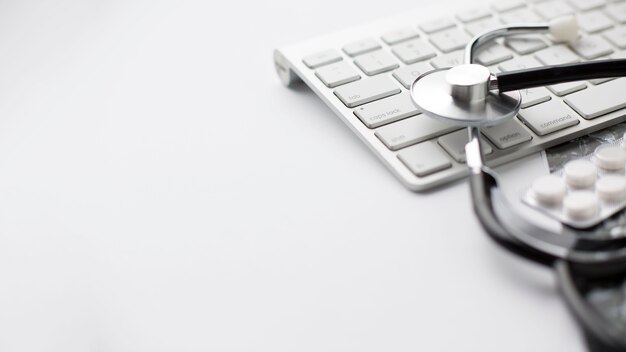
[523,134,626,229]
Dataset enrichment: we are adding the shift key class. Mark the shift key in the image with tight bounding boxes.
[334,76,401,108]
[375,115,460,150]
[518,100,579,136]
[565,78,626,119]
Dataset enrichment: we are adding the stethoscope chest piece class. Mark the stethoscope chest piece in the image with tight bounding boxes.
[410,66,522,127]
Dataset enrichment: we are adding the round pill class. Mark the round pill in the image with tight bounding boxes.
[563,192,598,220]
[563,160,597,188]
[594,146,626,170]
[532,175,567,206]
[596,175,626,202]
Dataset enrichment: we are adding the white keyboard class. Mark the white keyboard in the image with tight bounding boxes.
[274,0,626,191]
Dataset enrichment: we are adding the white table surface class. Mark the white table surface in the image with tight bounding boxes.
[0,0,587,351]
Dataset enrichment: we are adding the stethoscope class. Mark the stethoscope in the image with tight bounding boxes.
[410,17,626,351]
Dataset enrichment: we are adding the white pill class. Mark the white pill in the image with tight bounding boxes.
[563,192,598,220]
[596,175,626,202]
[594,146,626,170]
[532,175,567,206]
[563,160,597,188]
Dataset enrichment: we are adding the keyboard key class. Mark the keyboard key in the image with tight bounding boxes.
[419,18,456,34]
[578,11,614,34]
[606,2,626,23]
[535,45,580,65]
[354,50,399,75]
[569,0,606,12]
[505,37,548,55]
[334,75,401,108]
[381,27,420,45]
[569,36,614,59]
[456,8,491,23]
[438,129,493,162]
[498,55,542,71]
[518,100,580,136]
[482,119,533,149]
[430,51,464,68]
[375,115,460,150]
[500,8,542,24]
[343,38,381,57]
[430,28,471,53]
[392,62,433,88]
[398,142,452,177]
[315,62,361,88]
[475,43,513,66]
[604,27,626,49]
[465,18,503,36]
[519,88,552,108]
[354,92,419,128]
[534,1,575,20]
[547,81,587,96]
[391,39,437,64]
[565,78,626,119]
[303,49,342,69]
[492,0,525,13]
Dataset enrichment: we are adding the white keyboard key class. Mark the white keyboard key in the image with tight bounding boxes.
[438,130,493,162]
[475,43,513,66]
[354,50,399,75]
[354,92,419,128]
[505,37,548,55]
[334,75,401,108]
[492,0,525,13]
[398,142,452,177]
[535,45,580,65]
[303,49,342,69]
[392,62,434,88]
[518,100,580,136]
[456,8,491,23]
[498,55,542,71]
[315,62,360,88]
[381,27,420,45]
[604,26,626,48]
[565,78,626,119]
[578,11,614,33]
[482,119,533,149]
[500,8,542,24]
[419,18,456,34]
[569,36,614,59]
[391,39,437,64]
[430,51,464,68]
[343,38,381,57]
[547,81,587,96]
[534,1,575,19]
[606,2,626,23]
[375,115,460,150]
[569,0,606,11]
[519,88,552,108]
[429,28,471,53]
[465,18,503,36]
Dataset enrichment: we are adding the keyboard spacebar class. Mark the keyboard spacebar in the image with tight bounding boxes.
[375,115,461,151]
[565,78,626,119]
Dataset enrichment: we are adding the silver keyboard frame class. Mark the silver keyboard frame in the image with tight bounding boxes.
[274,1,626,191]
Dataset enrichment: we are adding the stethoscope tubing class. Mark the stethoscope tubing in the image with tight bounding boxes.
[496,59,626,92]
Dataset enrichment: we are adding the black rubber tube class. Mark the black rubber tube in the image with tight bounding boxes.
[496,59,626,92]
[469,170,556,266]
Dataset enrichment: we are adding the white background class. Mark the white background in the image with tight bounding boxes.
[0,0,586,351]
